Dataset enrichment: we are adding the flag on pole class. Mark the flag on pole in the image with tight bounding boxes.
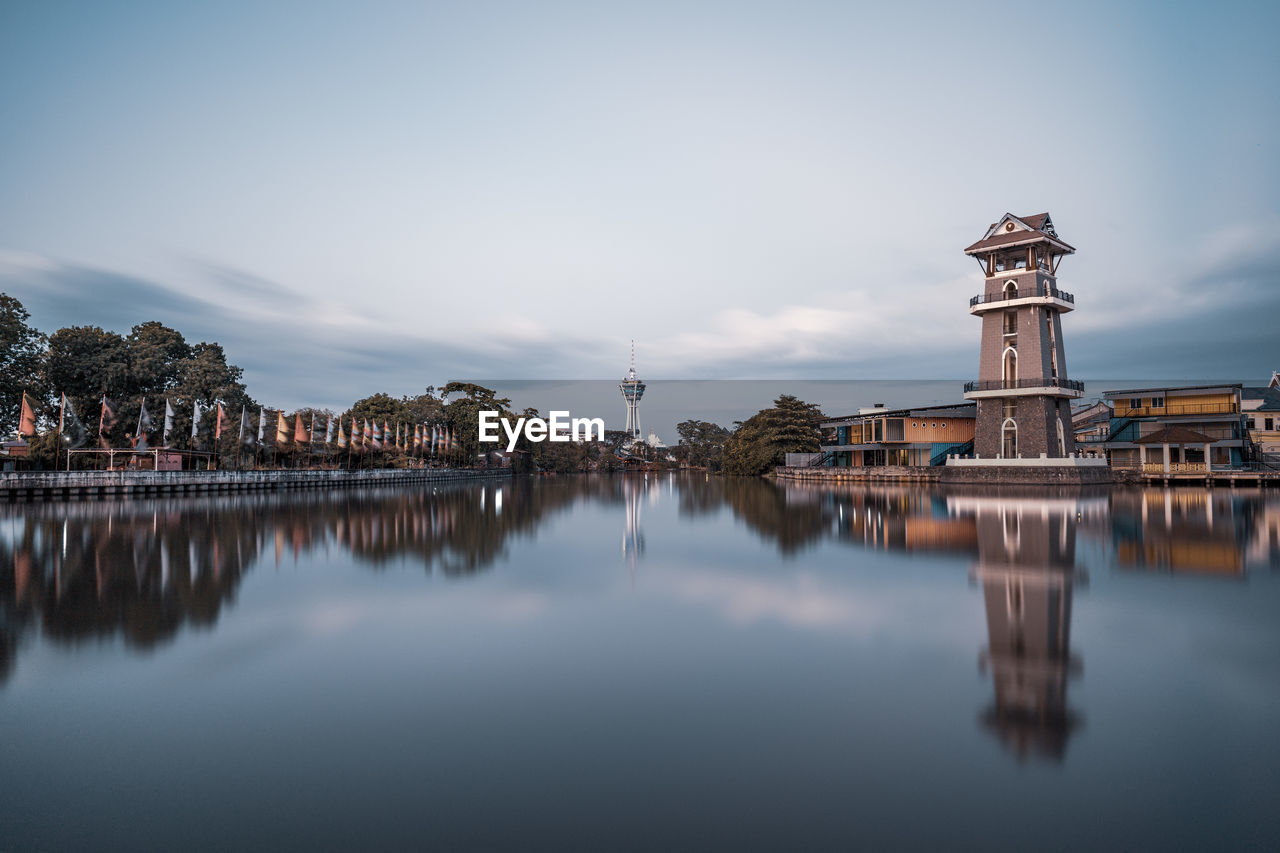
[369,419,381,449]
[294,413,307,447]
[239,407,251,445]
[414,424,422,452]
[257,407,266,444]
[337,422,348,449]
[135,401,154,450]
[191,401,203,439]
[275,411,290,445]
[163,399,176,446]
[60,394,87,448]
[18,392,36,437]
[100,396,118,448]
[324,416,334,446]
[215,403,228,440]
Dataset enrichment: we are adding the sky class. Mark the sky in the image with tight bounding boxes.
[1,0,1277,416]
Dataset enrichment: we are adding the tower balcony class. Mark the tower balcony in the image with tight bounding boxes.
[963,377,1084,399]
[969,286,1074,315]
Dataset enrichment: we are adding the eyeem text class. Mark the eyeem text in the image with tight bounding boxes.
[478,410,606,452]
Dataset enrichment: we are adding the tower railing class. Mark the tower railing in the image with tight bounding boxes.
[969,286,1075,307]
[964,378,1085,394]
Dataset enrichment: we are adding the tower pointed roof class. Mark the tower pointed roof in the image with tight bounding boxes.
[965,211,1075,256]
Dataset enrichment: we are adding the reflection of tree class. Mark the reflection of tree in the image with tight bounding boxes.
[683,477,828,555]
[0,477,598,688]
[0,500,259,686]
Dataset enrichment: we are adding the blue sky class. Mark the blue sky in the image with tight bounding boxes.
[1,0,1277,411]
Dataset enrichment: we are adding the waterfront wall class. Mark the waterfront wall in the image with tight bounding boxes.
[776,464,1113,486]
[775,466,943,484]
[0,467,511,502]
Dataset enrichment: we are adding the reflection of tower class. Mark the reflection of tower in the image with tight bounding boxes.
[962,213,1082,459]
[619,341,646,441]
[621,476,645,577]
[956,495,1084,762]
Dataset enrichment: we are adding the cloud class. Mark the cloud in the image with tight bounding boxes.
[0,253,605,410]
[2,213,1275,414]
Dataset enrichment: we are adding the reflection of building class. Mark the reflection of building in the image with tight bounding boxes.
[962,212,1083,459]
[621,475,645,574]
[951,495,1086,762]
[1109,489,1250,576]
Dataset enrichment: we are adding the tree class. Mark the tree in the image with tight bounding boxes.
[0,293,46,435]
[675,419,731,470]
[127,321,190,398]
[721,395,825,476]
[43,326,131,443]
[440,382,514,466]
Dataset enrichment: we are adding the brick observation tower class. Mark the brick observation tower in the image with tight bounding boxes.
[962,213,1083,459]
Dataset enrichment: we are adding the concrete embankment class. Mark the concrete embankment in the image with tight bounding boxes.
[776,464,1114,486]
[0,467,511,502]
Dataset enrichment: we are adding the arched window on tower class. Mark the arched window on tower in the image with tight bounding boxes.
[1004,279,1018,299]
[1002,418,1018,459]
[1002,346,1018,387]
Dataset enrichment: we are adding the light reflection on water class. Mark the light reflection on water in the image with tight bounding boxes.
[1,475,1277,850]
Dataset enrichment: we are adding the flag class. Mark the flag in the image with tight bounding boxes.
[18,392,36,437]
[239,407,251,445]
[191,401,203,439]
[99,396,118,448]
[337,422,348,449]
[60,394,88,448]
[324,416,334,445]
[163,399,175,446]
[215,403,229,440]
[135,401,153,450]
[371,420,383,450]
[257,407,266,444]
[276,411,290,445]
[294,413,307,447]
[414,424,422,452]
[431,425,439,456]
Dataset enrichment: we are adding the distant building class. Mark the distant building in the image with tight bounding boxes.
[1101,384,1246,471]
[1071,400,1112,447]
[644,430,666,449]
[819,402,976,467]
[1242,383,1280,457]
[619,341,645,441]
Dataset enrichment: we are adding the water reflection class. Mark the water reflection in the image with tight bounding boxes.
[767,482,1279,762]
[3,476,1277,703]
[0,477,640,686]
[960,495,1085,761]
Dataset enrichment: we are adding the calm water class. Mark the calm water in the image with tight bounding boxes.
[2,475,1278,851]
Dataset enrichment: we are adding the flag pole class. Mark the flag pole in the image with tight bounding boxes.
[55,392,64,472]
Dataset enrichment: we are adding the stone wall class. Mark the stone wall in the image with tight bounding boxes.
[0,467,512,501]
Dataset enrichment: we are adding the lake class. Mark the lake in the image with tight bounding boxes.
[2,474,1278,851]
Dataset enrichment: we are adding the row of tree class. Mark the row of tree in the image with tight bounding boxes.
[3,290,826,474]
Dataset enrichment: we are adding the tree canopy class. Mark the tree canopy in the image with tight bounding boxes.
[721,395,825,476]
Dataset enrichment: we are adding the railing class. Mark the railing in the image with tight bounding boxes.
[969,286,1075,308]
[964,377,1085,393]
[1114,402,1239,417]
[1143,462,1208,474]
